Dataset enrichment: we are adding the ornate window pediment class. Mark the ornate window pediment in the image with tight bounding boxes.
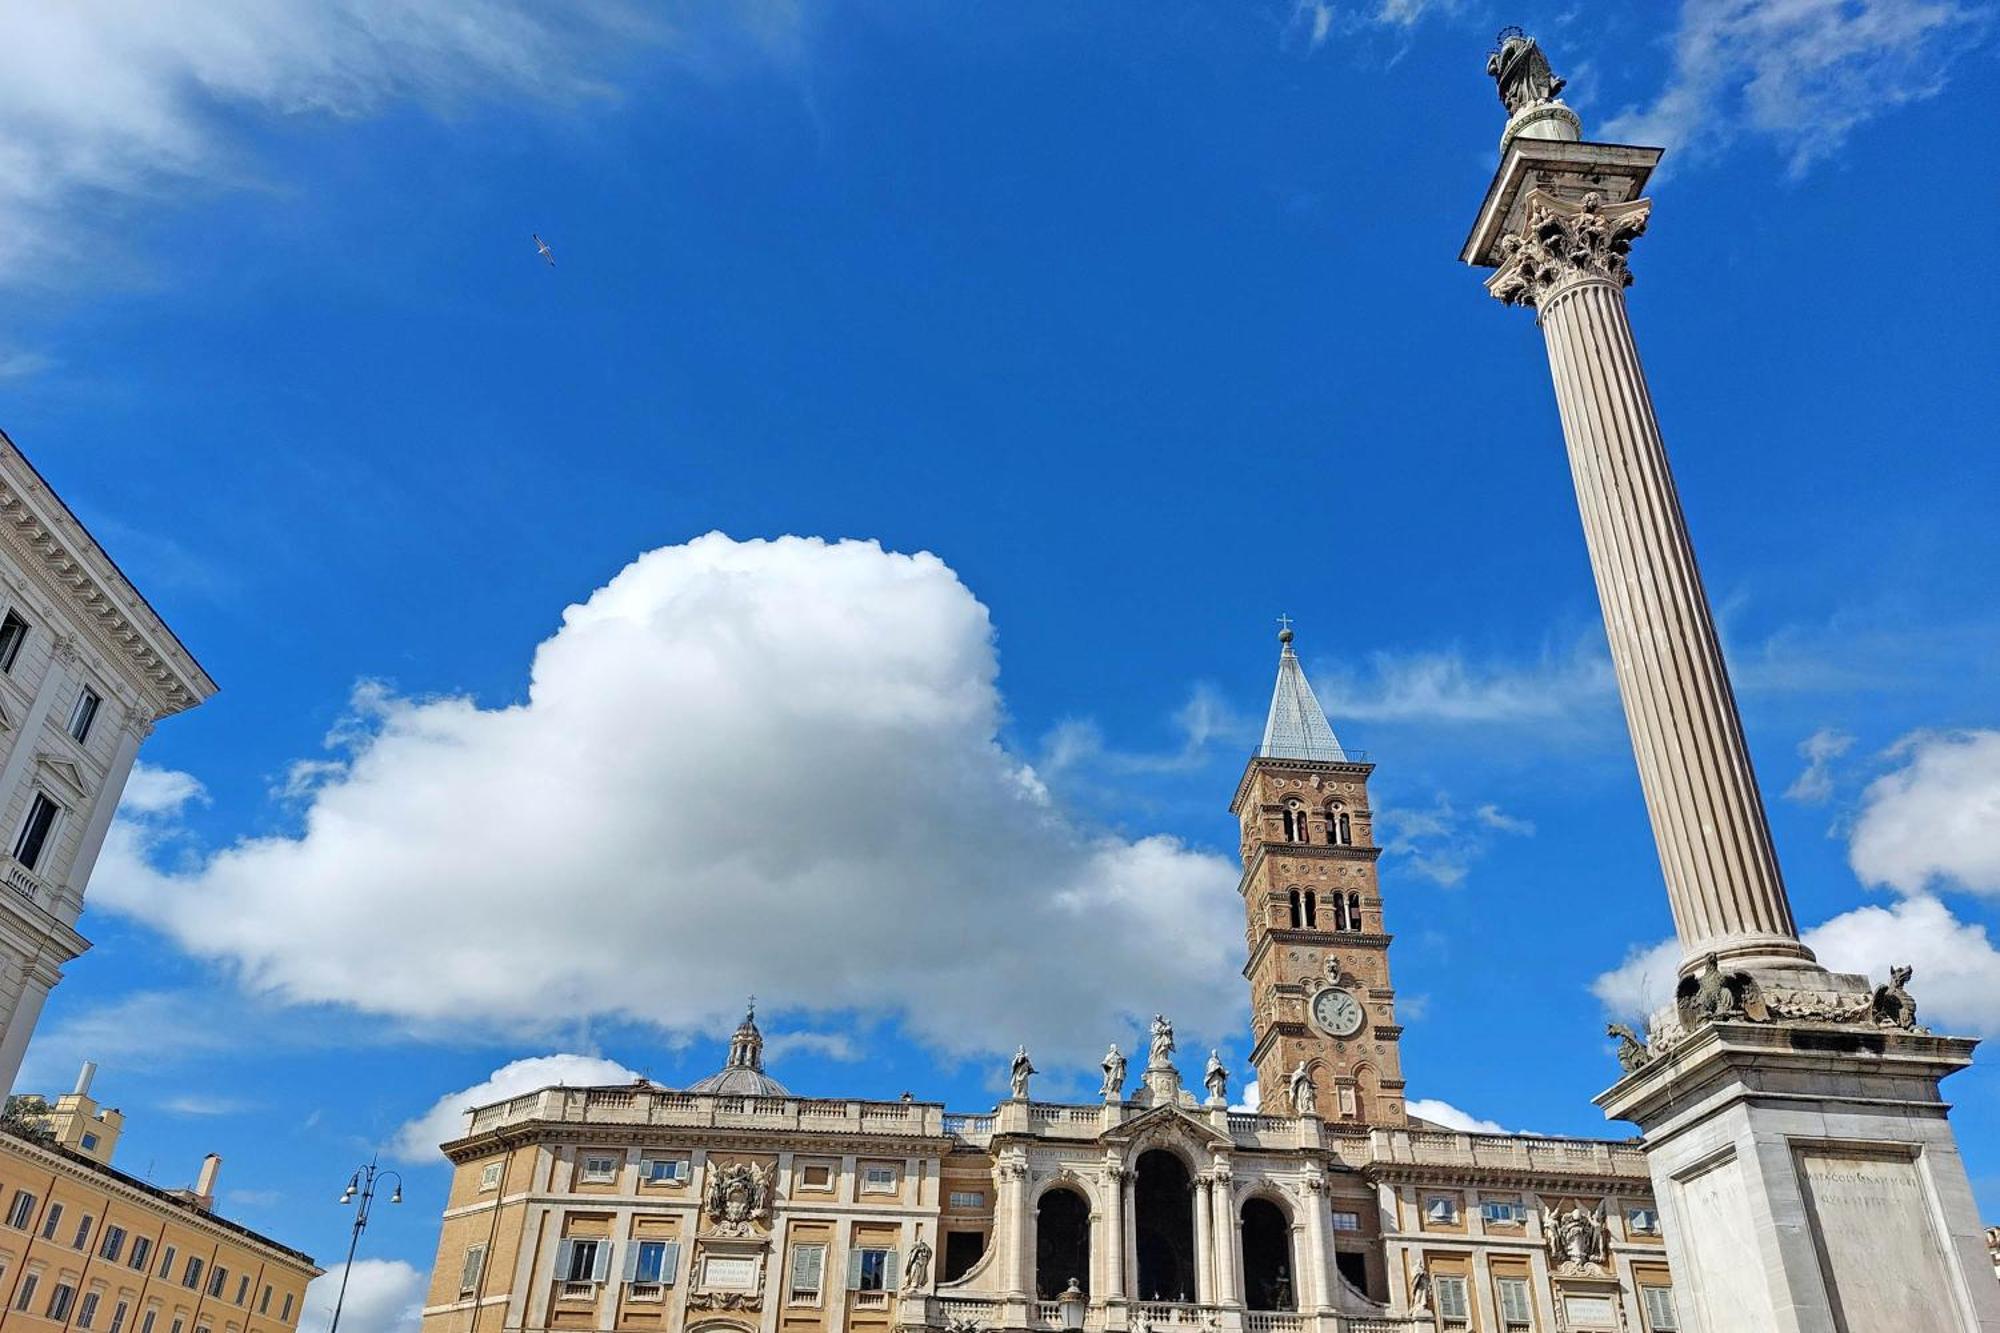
[35,754,89,800]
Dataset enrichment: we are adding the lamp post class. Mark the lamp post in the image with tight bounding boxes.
[1058,1278,1086,1332]
[327,1158,402,1333]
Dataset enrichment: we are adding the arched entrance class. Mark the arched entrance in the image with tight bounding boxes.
[1134,1150,1196,1302]
[1240,1198,1295,1311]
[1035,1187,1091,1300]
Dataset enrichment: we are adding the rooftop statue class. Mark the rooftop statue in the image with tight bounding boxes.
[1486,27,1566,118]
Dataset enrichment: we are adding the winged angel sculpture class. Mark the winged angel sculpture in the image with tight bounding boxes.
[706,1160,775,1235]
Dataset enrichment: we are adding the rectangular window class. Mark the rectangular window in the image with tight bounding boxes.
[460,1245,487,1295]
[13,791,61,870]
[234,1276,248,1305]
[100,1224,127,1262]
[110,1300,129,1333]
[81,1133,100,1151]
[640,1158,688,1185]
[629,1240,676,1287]
[788,1244,826,1303]
[1434,1276,1469,1321]
[182,1256,203,1289]
[69,686,102,743]
[157,1244,176,1278]
[1626,1206,1661,1236]
[16,1275,39,1312]
[1480,1199,1523,1225]
[41,1201,65,1239]
[79,1289,101,1327]
[478,1162,503,1191]
[259,1288,271,1315]
[75,1213,95,1248]
[947,1191,985,1210]
[1423,1196,1459,1224]
[5,1189,35,1229]
[852,1248,893,1293]
[579,1155,618,1183]
[129,1236,153,1271]
[1641,1286,1679,1331]
[1330,1211,1362,1232]
[206,1267,227,1299]
[281,1293,294,1321]
[1497,1277,1533,1326]
[0,610,28,672]
[49,1283,78,1321]
[561,1239,604,1283]
[170,1317,184,1333]
[860,1165,897,1193]
[140,1309,156,1333]
[798,1163,833,1189]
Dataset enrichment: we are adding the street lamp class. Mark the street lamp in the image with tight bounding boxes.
[1058,1278,1086,1332]
[328,1158,402,1333]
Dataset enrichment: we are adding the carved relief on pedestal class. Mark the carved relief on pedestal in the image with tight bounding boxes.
[1488,191,1651,309]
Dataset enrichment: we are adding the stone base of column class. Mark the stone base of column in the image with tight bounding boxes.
[1597,1021,2000,1332]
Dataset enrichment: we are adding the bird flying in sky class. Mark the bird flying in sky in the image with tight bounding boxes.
[533,233,555,266]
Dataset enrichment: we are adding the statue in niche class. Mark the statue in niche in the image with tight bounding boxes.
[1203,1050,1228,1105]
[1485,27,1565,117]
[1010,1046,1036,1100]
[1101,1043,1128,1099]
[903,1229,933,1292]
[1607,1023,1652,1073]
[1287,1061,1318,1118]
[1149,1014,1176,1068]
[1873,964,1919,1029]
[1269,1265,1293,1311]
[1409,1262,1431,1313]
[1543,1200,1610,1274]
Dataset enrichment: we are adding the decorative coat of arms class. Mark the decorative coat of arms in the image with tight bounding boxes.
[704,1161,775,1235]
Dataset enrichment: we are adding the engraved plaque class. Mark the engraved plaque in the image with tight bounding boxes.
[1672,1152,1777,1330]
[1797,1147,1956,1332]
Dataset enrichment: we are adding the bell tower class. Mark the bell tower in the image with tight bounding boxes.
[1231,625,1406,1125]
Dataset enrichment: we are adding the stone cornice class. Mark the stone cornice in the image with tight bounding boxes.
[1229,755,1374,815]
[1242,930,1393,980]
[0,438,217,716]
[442,1120,954,1166]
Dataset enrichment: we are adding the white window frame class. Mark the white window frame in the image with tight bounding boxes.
[640,1157,689,1185]
[459,1244,486,1296]
[1496,1276,1533,1327]
[1424,1195,1459,1224]
[797,1162,835,1190]
[579,1154,619,1184]
[1641,1285,1679,1331]
[848,1246,896,1301]
[0,609,28,673]
[478,1162,503,1192]
[1480,1199,1523,1225]
[947,1191,985,1210]
[788,1243,827,1307]
[1330,1210,1361,1232]
[5,1190,35,1230]
[12,791,62,871]
[625,1238,679,1293]
[859,1164,898,1194]
[1433,1274,1469,1321]
[68,686,102,744]
[1626,1206,1661,1236]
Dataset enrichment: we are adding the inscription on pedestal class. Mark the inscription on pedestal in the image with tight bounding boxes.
[1797,1147,1957,1332]
[1671,1151,1776,1330]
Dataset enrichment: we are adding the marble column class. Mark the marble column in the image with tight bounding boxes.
[1487,189,1810,974]
[1300,1176,1330,1314]
[1209,1163,1239,1309]
[1193,1175,1215,1304]
[1101,1159,1128,1303]
[997,1154,1031,1300]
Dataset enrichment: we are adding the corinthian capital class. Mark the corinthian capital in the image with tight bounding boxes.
[1488,190,1651,309]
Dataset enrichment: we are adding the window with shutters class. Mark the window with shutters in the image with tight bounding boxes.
[41,1201,65,1239]
[0,610,28,672]
[1480,1198,1524,1226]
[281,1293,294,1321]
[79,1289,102,1328]
[14,791,62,870]
[478,1162,503,1192]
[848,1247,895,1296]
[110,1300,129,1333]
[1641,1286,1679,1331]
[559,1239,607,1287]
[626,1240,679,1294]
[14,1273,38,1312]
[129,1237,153,1272]
[100,1225,127,1263]
[235,1275,249,1305]
[258,1288,271,1316]
[48,1281,78,1321]
[182,1256,204,1290]
[579,1155,619,1183]
[74,1214,95,1248]
[156,1244,177,1279]
[1433,1275,1469,1322]
[640,1158,689,1185]
[788,1244,827,1306]
[139,1308,157,1333]
[860,1164,899,1194]
[459,1245,486,1296]
[5,1190,35,1229]
[1497,1276,1533,1329]
[207,1267,228,1299]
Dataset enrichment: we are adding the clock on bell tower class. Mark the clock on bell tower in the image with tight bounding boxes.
[1231,625,1407,1125]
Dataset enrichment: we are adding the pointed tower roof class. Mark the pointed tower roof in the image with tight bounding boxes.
[687,1000,791,1097]
[1259,623,1346,761]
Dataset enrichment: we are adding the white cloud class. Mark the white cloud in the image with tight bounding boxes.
[1407,1098,1515,1136]
[160,1093,256,1117]
[120,764,208,816]
[764,1031,862,1064]
[1312,641,1615,727]
[393,1054,642,1162]
[1849,730,2000,896]
[1380,796,1534,888]
[101,535,1243,1088]
[1603,0,1983,176]
[1590,899,2000,1038]
[1232,1078,1260,1114]
[300,1260,423,1333]
[1784,727,1854,804]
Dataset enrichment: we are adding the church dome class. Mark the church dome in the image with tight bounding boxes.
[687,1002,790,1097]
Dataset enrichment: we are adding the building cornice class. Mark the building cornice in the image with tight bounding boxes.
[441,1120,954,1166]
[0,437,217,716]
[1229,756,1374,816]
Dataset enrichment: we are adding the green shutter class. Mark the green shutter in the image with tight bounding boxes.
[553,1240,574,1282]
[622,1243,641,1283]
[661,1242,681,1286]
[847,1249,864,1290]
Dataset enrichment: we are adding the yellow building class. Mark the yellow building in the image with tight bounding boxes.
[415,633,1676,1333]
[0,1066,319,1333]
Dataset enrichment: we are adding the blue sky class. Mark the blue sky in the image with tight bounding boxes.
[4,1,1999,1326]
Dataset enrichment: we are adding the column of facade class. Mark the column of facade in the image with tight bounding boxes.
[0,638,75,855]
[1101,1158,1128,1304]
[57,711,149,920]
[1299,1176,1330,1314]
[1193,1176,1215,1304]
[1492,192,1809,973]
[1209,1161,1239,1309]
[997,1154,1031,1300]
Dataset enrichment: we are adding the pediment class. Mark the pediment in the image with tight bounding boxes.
[35,754,89,800]
[1100,1102,1234,1150]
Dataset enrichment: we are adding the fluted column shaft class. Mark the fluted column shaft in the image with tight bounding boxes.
[1103,1161,1128,1302]
[1537,271,1806,964]
[1210,1165,1240,1308]
[1193,1176,1215,1303]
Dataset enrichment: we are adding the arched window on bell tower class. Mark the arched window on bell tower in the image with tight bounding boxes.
[1339,813,1352,845]
[1347,892,1363,932]
[1303,891,1318,929]
[1330,893,1348,932]
[1287,889,1302,928]
[1283,799,1307,843]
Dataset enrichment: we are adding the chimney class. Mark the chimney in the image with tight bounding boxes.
[74,1061,97,1097]
[194,1154,222,1210]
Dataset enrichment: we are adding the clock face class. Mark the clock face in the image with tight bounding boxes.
[1311,987,1364,1038]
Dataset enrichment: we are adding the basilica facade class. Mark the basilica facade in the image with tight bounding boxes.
[417,634,1678,1333]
